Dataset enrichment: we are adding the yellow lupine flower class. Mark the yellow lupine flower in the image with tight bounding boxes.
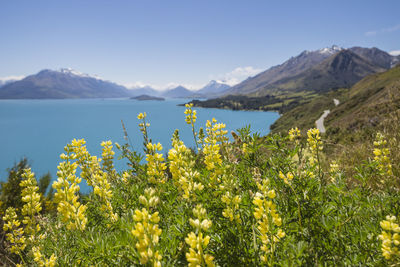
[373,132,392,176]
[288,127,301,142]
[279,171,294,184]
[185,205,215,267]
[2,207,26,254]
[67,139,118,223]
[20,168,42,237]
[306,128,323,167]
[253,179,285,264]
[32,246,57,267]
[101,140,116,176]
[168,135,203,200]
[184,103,197,124]
[379,215,400,261]
[146,142,167,184]
[137,112,147,120]
[132,188,162,266]
[52,145,88,231]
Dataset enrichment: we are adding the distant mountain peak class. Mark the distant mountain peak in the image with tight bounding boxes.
[196,80,231,97]
[55,68,105,81]
[318,45,343,55]
[0,68,131,99]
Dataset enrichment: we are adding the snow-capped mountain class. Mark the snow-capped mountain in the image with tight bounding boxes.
[196,80,231,96]
[0,69,132,99]
[57,68,106,81]
[224,45,397,96]
[317,45,343,55]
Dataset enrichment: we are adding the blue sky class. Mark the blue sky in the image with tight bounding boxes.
[1,0,399,89]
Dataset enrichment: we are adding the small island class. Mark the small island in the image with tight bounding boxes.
[130,94,165,101]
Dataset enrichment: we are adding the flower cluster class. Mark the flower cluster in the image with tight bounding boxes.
[278,171,294,185]
[93,171,118,223]
[20,168,42,237]
[288,127,301,142]
[66,139,93,185]
[185,204,215,266]
[52,147,87,230]
[101,140,116,176]
[306,128,323,166]
[32,246,57,267]
[184,103,197,124]
[373,132,392,176]
[168,135,203,200]
[121,171,130,184]
[221,190,241,223]
[205,118,228,144]
[379,215,400,261]
[2,207,26,254]
[184,103,200,149]
[253,179,285,263]
[132,188,162,266]
[68,139,118,223]
[202,118,227,186]
[146,142,167,184]
[329,161,340,183]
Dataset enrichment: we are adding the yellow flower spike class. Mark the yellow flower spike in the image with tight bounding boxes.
[202,117,228,187]
[288,127,301,142]
[379,215,400,262]
[146,142,167,184]
[20,168,42,239]
[2,207,26,254]
[168,136,203,200]
[132,188,162,266]
[73,142,118,225]
[253,179,285,264]
[306,128,323,167]
[373,132,393,178]
[185,205,214,266]
[52,142,88,231]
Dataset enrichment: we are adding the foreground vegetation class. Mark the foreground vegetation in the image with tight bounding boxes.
[1,103,400,266]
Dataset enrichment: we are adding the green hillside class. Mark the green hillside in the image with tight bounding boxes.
[271,65,400,136]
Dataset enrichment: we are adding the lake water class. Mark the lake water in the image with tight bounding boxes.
[0,98,279,191]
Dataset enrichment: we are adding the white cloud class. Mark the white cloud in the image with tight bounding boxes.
[0,75,25,82]
[213,66,263,86]
[365,23,400,37]
[123,81,202,91]
[123,81,153,89]
[389,50,400,56]
[365,31,377,37]
[383,24,400,33]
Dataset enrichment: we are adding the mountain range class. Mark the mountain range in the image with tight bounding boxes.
[0,68,232,99]
[130,80,231,99]
[0,45,398,99]
[224,45,399,96]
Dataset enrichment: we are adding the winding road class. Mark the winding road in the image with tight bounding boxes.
[315,98,340,133]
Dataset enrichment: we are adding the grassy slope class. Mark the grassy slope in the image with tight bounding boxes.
[270,89,347,134]
[271,65,400,136]
[326,65,400,132]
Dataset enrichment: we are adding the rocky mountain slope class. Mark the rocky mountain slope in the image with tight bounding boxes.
[224,46,397,96]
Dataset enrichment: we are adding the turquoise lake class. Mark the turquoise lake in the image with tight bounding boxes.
[0,98,279,191]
